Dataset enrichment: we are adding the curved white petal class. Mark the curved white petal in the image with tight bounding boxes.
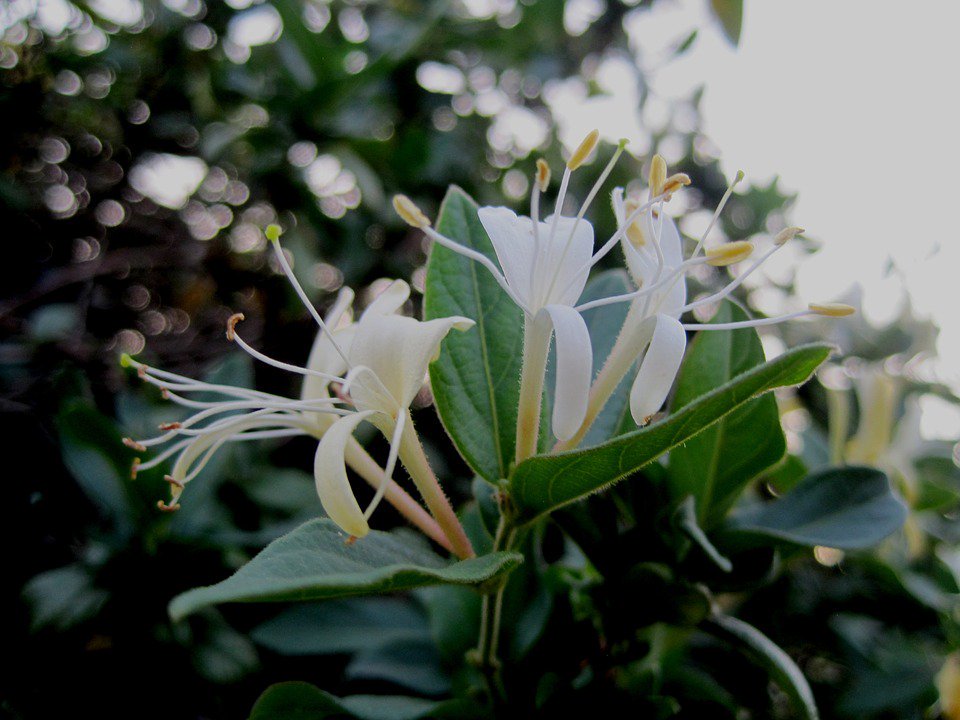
[349,314,475,413]
[541,213,594,307]
[478,206,536,308]
[361,279,411,319]
[629,314,687,424]
[314,411,375,538]
[620,212,687,318]
[539,304,592,441]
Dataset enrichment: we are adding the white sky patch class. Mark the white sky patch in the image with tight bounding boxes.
[919,394,960,442]
[227,3,282,48]
[129,153,207,209]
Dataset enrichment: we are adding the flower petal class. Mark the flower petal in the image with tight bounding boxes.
[629,313,687,424]
[302,287,356,401]
[314,411,375,538]
[361,279,411,319]
[349,314,475,413]
[539,304,592,441]
[541,213,594,307]
[478,206,536,308]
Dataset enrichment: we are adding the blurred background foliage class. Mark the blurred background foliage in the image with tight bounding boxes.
[1,0,957,718]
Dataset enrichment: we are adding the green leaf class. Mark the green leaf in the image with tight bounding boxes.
[346,638,450,696]
[57,400,137,536]
[424,186,524,483]
[509,343,831,523]
[668,301,786,526]
[248,682,470,720]
[710,0,744,46]
[251,598,430,655]
[727,466,907,549]
[705,614,819,720]
[169,519,522,621]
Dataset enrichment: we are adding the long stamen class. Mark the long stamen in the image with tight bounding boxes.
[227,313,346,385]
[529,159,550,299]
[575,254,714,312]
[691,169,744,259]
[363,410,406,520]
[681,302,854,331]
[541,138,627,304]
[267,225,352,370]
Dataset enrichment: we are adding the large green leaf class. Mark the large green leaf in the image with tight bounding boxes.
[424,186,524,482]
[248,682,472,720]
[726,466,907,549]
[509,344,831,523]
[169,519,523,621]
[668,302,786,527]
[705,614,818,720]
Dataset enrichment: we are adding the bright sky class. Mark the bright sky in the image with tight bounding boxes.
[621,0,960,439]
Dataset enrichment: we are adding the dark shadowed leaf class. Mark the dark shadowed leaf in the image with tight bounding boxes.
[726,466,907,549]
[705,614,818,720]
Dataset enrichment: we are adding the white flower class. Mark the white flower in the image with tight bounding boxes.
[557,155,854,449]
[123,230,475,557]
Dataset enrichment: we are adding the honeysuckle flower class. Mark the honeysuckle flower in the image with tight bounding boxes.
[394,130,686,459]
[122,229,476,557]
[556,155,855,450]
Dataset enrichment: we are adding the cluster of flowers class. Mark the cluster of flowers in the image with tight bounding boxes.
[122,130,852,557]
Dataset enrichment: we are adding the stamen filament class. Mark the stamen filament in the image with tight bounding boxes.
[364,410,406,521]
[269,233,352,369]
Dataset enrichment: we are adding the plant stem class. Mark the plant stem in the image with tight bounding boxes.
[397,410,475,559]
[515,315,551,463]
[475,514,516,704]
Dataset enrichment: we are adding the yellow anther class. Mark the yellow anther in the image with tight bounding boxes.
[265,224,282,243]
[809,302,856,318]
[535,158,551,192]
[774,226,804,246]
[226,312,245,341]
[662,173,691,195]
[706,240,754,266]
[649,154,668,197]
[567,129,599,170]
[624,198,647,247]
[392,194,431,228]
[735,169,745,183]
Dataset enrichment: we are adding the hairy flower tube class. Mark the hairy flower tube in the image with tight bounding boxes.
[122,228,475,558]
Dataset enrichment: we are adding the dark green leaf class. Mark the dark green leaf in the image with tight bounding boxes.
[169,519,523,621]
[57,400,137,536]
[509,344,831,523]
[727,466,907,549]
[668,301,786,526]
[251,598,430,655]
[705,614,819,720]
[675,496,732,572]
[22,564,108,632]
[248,682,468,720]
[710,0,744,45]
[424,186,524,483]
[346,638,450,696]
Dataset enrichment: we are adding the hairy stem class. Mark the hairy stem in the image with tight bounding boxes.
[397,410,475,559]
[515,315,552,463]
